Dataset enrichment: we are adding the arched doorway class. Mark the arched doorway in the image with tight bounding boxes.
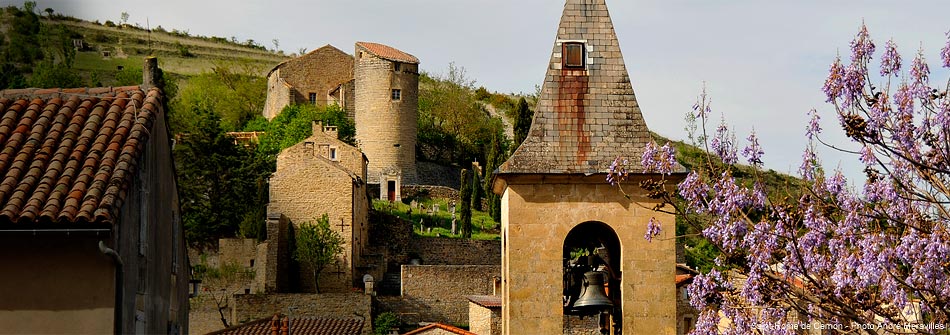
[563,221,622,334]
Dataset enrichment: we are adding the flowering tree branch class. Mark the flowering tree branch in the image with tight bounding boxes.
[613,24,950,334]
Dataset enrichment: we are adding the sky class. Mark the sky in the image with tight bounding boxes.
[9,0,950,183]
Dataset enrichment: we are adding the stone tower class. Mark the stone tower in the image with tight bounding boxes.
[491,1,685,334]
[354,42,419,201]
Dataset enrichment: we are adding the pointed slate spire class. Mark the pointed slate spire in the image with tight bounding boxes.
[498,0,673,176]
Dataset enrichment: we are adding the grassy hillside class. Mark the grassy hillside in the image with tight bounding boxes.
[60,19,287,77]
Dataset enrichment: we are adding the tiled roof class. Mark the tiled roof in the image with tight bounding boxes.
[356,42,419,64]
[467,295,501,308]
[209,315,364,335]
[496,0,684,176]
[0,86,162,225]
[403,323,477,335]
[675,274,694,287]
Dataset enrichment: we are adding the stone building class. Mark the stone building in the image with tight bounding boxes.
[267,122,370,293]
[354,42,420,199]
[491,1,686,334]
[0,58,190,334]
[263,45,355,120]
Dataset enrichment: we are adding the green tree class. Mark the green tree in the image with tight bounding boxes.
[483,132,508,222]
[417,63,490,165]
[255,104,354,155]
[170,64,265,133]
[458,169,473,238]
[294,214,344,293]
[513,97,532,147]
[28,61,82,88]
[174,108,272,247]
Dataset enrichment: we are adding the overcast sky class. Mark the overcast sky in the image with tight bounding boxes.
[10,0,950,182]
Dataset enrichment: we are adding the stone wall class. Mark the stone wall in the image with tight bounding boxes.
[469,304,501,335]
[413,238,500,266]
[265,213,290,293]
[354,44,418,185]
[563,315,601,335]
[389,265,499,325]
[268,152,355,293]
[263,45,354,120]
[232,293,372,335]
[415,161,461,189]
[500,178,679,334]
[401,185,459,202]
[263,69,292,119]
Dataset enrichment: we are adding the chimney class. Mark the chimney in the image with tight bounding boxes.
[323,125,338,139]
[270,315,279,335]
[142,56,159,90]
[312,121,323,136]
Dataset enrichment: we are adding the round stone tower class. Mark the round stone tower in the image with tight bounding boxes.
[354,42,419,201]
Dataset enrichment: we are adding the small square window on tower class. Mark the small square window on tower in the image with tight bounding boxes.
[308,92,317,104]
[391,89,401,101]
[563,42,585,69]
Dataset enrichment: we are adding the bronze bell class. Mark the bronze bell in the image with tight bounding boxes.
[572,270,613,315]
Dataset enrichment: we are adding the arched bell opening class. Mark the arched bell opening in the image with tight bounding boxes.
[562,221,621,335]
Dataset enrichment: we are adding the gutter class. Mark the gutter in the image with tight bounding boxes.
[99,241,124,335]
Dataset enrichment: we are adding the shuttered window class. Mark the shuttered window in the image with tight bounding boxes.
[563,43,585,69]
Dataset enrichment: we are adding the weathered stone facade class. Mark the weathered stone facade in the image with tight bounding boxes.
[376,265,499,325]
[232,293,372,335]
[468,298,502,335]
[267,123,369,293]
[492,1,686,334]
[263,45,355,119]
[354,42,420,191]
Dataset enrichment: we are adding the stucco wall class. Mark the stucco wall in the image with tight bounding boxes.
[0,235,115,334]
[354,45,418,185]
[500,178,677,335]
[397,265,499,325]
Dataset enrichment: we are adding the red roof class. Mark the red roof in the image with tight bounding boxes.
[356,42,419,64]
[208,315,364,335]
[0,86,162,225]
[675,274,694,287]
[403,323,477,335]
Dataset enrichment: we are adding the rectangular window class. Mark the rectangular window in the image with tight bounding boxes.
[309,92,317,104]
[393,62,401,72]
[563,42,585,69]
[391,89,401,101]
[329,147,338,161]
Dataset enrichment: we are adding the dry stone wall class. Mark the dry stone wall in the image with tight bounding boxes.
[232,293,372,335]
[391,265,500,325]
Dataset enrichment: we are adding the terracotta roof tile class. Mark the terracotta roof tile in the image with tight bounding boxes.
[0,86,162,225]
[209,315,364,335]
[403,323,477,335]
[356,42,419,64]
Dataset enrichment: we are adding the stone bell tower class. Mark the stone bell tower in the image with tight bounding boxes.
[491,0,685,334]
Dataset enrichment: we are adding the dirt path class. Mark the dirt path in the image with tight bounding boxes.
[480,102,515,140]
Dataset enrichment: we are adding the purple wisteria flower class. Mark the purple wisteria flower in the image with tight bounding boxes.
[880,39,902,76]
[644,217,661,242]
[741,131,764,167]
[850,24,875,62]
[942,31,950,68]
[805,109,821,140]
